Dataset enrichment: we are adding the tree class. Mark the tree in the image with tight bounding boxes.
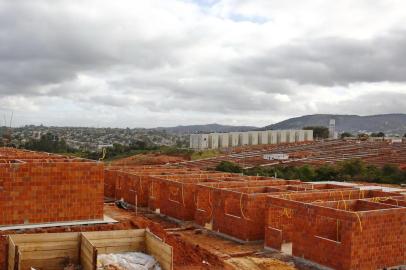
[371,132,385,137]
[215,161,242,173]
[357,133,369,141]
[314,164,339,181]
[297,165,316,181]
[303,126,329,139]
[403,133,406,138]
[340,132,353,139]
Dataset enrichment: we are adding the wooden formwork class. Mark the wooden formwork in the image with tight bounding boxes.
[8,229,173,270]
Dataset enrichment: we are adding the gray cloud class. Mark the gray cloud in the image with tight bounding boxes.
[0,0,405,127]
[233,30,406,86]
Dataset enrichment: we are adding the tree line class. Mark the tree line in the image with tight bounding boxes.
[215,159,406,185]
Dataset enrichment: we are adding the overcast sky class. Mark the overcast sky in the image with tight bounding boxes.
[0,0,405,128]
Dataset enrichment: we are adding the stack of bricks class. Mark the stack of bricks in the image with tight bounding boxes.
[0,148,104,225]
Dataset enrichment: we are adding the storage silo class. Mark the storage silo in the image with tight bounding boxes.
[304,130,314,141]
[239,132,249,146]
[190,134,199,149]
[229,132,240,147]
[287,130,296,143]
[278,130,288,143]
[295,130,305,142]
[219,133,230,148]
[190,134,209,149]
[258,131,268,145]
[248,131,259,145]
[209,133,220,149]
[200,134,209,149]
[268,130,278,144]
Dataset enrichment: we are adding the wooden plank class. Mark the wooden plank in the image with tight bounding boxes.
[82,229,145,241]
[90,236,144,247]
[18,241,78,252]
[80,235,95,270]
[8,237,16,270]
[10,232,79,244]
[20,257,79,270]
[20,249,78,260]
[146,231,173,270]
[96,243,145,254]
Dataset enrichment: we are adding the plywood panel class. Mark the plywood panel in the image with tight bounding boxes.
[146,231,173,270]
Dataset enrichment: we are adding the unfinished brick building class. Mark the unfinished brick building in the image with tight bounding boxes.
[103,163,405,269]
[0,148,104,226]
[266,190,406,270]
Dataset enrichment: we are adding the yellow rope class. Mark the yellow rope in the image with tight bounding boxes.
[181,183,185,206]
[240,193,250,220]
[207,191,213,219]
[354,212,363,232]
[340,191,347,210]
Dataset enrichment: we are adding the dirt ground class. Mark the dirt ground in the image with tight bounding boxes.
[110,154,187,166]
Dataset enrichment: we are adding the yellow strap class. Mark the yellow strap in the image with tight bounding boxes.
[354,212,363,232]
[240,193,250,220]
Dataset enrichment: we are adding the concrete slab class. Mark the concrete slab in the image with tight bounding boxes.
[0,215,117,231]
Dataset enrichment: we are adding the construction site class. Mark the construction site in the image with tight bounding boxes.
[182,140,406,170]
[0,145,405,270]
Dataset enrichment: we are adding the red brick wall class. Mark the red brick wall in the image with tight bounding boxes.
[0,161,103,225]
[265,196,406,270]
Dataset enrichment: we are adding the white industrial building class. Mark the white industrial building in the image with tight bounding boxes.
[278,130,288,143]
[249,131,259,145]
[218,133,229,148]
[258,131,268,145]
[239,132,249,146]
[208,133,219,149]
[229,132,240,147]
[190,134,209,149]
[190,129,313,150]
[268,131,278,144]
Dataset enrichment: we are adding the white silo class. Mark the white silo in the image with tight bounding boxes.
[304,130,314,141]
[295,130,305,142]
[258,131,269,145]
[229,132,240,147]
[219,133,230,148]
[239,132,249,146]
[248,131,259,145]
[209,133,220,149]
[278,130,288,143]
[268,130,278,144]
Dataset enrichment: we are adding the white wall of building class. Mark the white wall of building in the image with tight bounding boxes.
[229,132,240,147]
[295,130,305,142]
[268,130,278,144]
[287,130,296,143]
[190,129,311,149]
[190,134,209,149]
[219,133,229,148]
[258,131,268,145]
[239,132,249,146]
[209,133,219,149]
[304,130,314,141]
[249,131,259,145]
[278,130,288,143]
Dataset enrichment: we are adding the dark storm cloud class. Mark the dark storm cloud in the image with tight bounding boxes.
[232,30,406,86]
